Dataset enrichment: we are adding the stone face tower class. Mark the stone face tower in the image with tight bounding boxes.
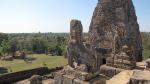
[89,0,142,69]
[54,20,106,84]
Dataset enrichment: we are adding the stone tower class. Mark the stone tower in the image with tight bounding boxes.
[89,0,142,69]
[54,20,106,84]
[70,20,83,44]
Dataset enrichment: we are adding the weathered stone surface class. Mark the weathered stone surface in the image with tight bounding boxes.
[136,62,147,70]
[107,70,133,84]
[75,71,101,81]
[74,75,106,84]
[54,65,106,84]
[89,0,142,70]
[146,59,150,68]
[29,75,42,84]
[62,65,99,81]
[62,75,74,84]
[55,0,143,84]
[129,79,150,84]
[73,79,89,84]
[100,65,123,78]
[54,72,64,84]
[107,70,150,84]
[129,70,150,84]
[67,20,97,73]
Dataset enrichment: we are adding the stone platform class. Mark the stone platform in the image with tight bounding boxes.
[107,70,150,84]
[54,66,106,84]
[54,73,106,84]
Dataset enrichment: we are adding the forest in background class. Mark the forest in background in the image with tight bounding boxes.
[0,32,69,57]
[0,32,150,60]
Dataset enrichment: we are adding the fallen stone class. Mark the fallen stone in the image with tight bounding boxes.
[29,75,42,84]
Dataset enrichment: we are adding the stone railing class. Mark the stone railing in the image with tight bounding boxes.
[0,66,63,84]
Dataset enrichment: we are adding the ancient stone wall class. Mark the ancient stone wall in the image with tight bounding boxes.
[0,67,63,84]
[67,20,97,73]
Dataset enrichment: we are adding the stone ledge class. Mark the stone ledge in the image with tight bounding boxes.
[100,65,124,78]
[74,75,106,84]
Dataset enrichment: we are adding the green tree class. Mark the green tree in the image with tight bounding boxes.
[0,40,9,56]
[0,33,8,45]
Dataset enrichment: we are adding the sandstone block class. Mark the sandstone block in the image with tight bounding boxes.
[63,75,74,84]
[129,70,150,84]
[54,72,64,84]
[73,75,106,84]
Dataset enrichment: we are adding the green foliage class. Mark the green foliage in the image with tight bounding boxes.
[0,33,69,56]
[141,32,150,59]
[31,37,48,54]
[0,40,9,55]
[0,38,18,56]
[0,33,8,45]
[0,33,9,56]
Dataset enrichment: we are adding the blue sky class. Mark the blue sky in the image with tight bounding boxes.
[0,0,149,33]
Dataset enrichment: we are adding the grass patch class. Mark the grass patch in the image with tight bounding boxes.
[0,54,67,74]
[143,49,150,60]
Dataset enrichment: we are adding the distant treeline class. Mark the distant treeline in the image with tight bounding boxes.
[0,32,69,57]
[0,32,150,59]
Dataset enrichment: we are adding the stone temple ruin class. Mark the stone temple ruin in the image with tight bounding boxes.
[53,0,150,84]
[89,0,143,70]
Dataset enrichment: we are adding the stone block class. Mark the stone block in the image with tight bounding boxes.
[64,67,76,76]
[73,75,106,84]
[74,71,99,81]
[54,72,64,84]
[146,59,150,68]
[100,65,123,78]
[136,62,147,70]
[129,70,150,84]
[88,75,106,84]
[63,66,99,81]
[73,79,89,84]
[63,75,74,84]
[29,75,42,84]
[75,71,91,81]
[129,78,150,84]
